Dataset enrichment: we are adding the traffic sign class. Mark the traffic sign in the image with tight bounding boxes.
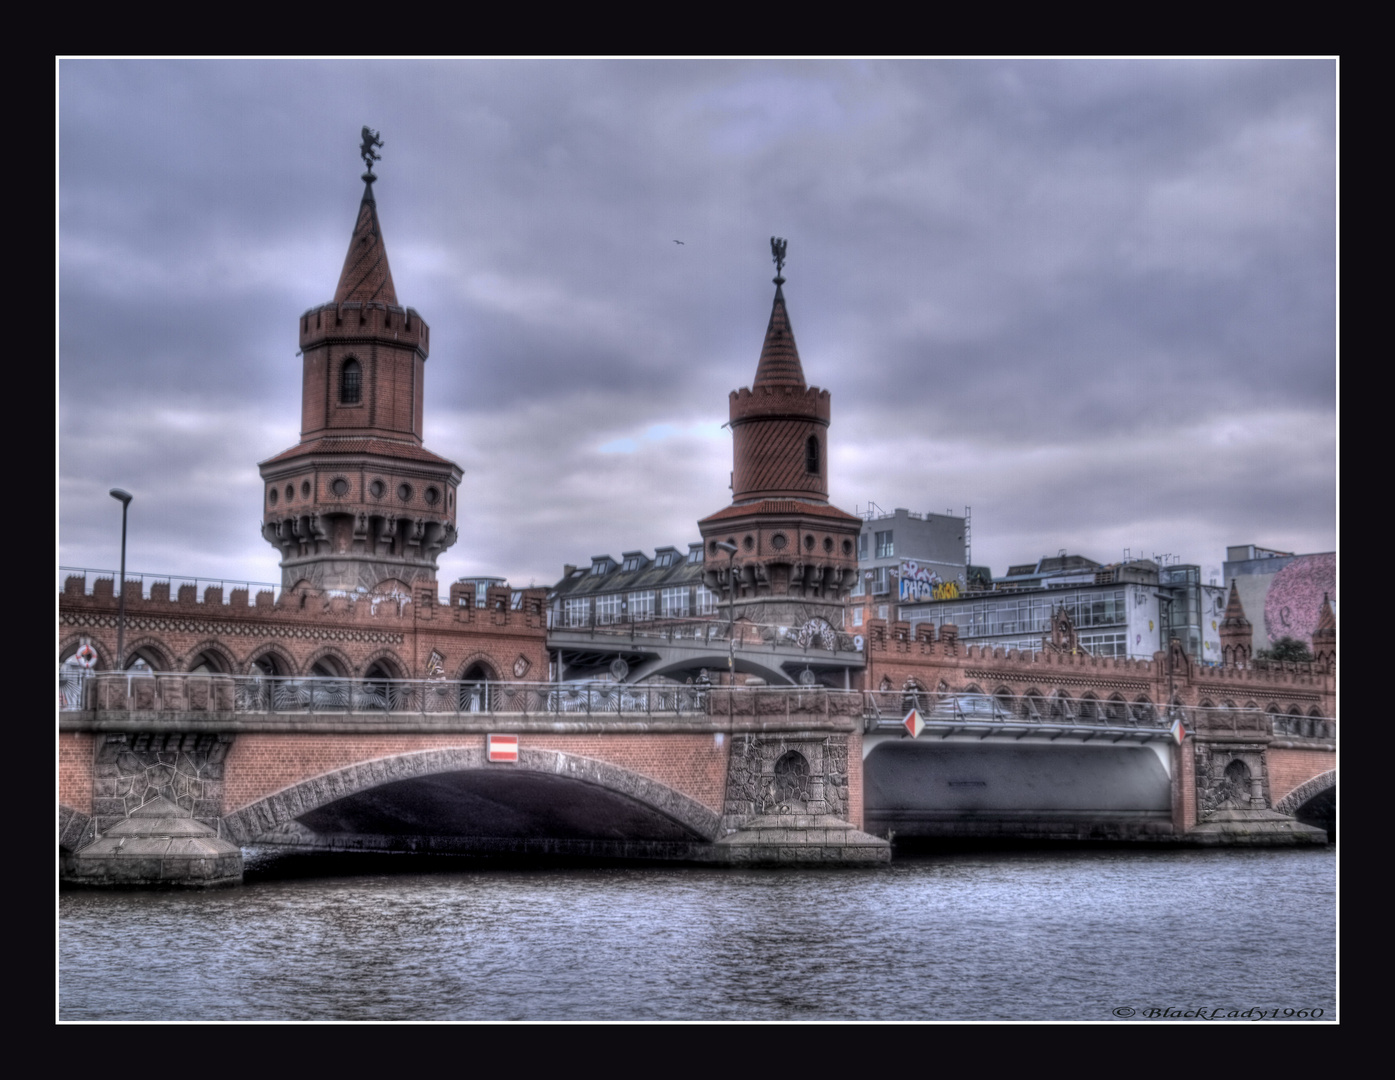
[488,734,519,762]
[904,708,924,738]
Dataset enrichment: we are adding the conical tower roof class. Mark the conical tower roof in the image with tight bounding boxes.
[1315,593,1336,633]
[752,281,806,388]
[334,178,397,305]
[1221,579,1251,630]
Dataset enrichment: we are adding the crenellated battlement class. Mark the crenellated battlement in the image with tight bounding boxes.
[729,384,831,424]
[299,301,429,355]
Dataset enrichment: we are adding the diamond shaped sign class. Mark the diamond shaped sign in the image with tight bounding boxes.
[1170,719,1186,745]
[904,707,924,738]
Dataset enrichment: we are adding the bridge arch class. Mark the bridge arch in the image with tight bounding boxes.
[303,646,353,678]
[122,637,174,671]
[246,643,296,677]
[183,640,237,674]
[60,634,112,671]
[1274,770,1336,818]
[221,746,723,847]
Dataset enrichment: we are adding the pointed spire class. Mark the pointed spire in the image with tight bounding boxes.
[752,280,807,388]
[1221,579,1251,629]
[334,177,397,306]
[1315,592,1335,632]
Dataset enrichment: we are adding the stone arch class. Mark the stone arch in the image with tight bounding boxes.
[1131,696,1156,725]
[963,683,984,696]
[121,637,174,671]
[60,633,112,671]
[1079,693,1101,720]
[1274,770,1336,817]
[303,646,353,678]
[183,640,236,674]
[1307,706,1323,718]
[994,686,1015,715]
[245,643,296,677]
[360,649,408,680]
[221,746,723,845]
[1049,690,1074,720]
[455,653,501,682]
[1105,693,1127,722]
[1023,689,1046,719]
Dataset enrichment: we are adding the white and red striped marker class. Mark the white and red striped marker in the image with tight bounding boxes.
[904,708,924,738]
[1170,719,1187,745]
[488,734,519,762]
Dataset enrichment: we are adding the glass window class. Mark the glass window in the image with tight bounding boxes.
[875,531,894,559]
[596,594,622,624]
[340,359,361,404]
[564,597,590,627]
[858,533,868,558]
[629,591,655,621]
[661,587,689,618]
[694,588,719,617]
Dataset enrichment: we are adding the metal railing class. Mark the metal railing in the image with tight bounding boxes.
[58,672,1337,739]
[548,616,860,652]
[861,691,1336,738]
[63,671,714,717]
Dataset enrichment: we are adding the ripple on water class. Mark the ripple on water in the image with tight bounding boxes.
[59,847,1336,1021]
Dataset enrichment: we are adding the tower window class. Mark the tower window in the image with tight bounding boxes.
[806,435,820,474]
[341,359,362,404]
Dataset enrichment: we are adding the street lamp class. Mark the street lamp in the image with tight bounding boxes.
[109,489,133,670]
[715,541,739,686]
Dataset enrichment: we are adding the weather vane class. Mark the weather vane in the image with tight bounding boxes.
[771,236,787,282]
[360,126,384,177]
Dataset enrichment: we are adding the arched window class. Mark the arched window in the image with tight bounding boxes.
[341,359,362,405]
[806,435,820,475]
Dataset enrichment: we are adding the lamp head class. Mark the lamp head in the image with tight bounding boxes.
[109,488,133,506]
[715,541,738,556]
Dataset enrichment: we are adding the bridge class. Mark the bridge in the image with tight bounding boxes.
[548,619,865,686]
[58,672,1334,886]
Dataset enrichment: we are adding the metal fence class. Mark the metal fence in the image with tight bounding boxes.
[58,671,1336,737]
[59,566,285,603]
[549,616,859,652]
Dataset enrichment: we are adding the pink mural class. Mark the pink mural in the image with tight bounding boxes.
[1263,553,1336,646]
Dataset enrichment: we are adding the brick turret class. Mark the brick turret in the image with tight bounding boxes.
[1311,593,1335,671]
[258,164,461,593]
[699,245,860,629]
[1219,579,1253,667]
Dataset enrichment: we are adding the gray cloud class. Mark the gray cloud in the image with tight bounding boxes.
[59,60,1336,590]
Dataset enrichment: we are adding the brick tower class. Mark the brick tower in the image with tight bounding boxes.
[1219,579,1253,667]
[259,151,461,592]
[699,241,861,629]
[1310,593,1336,671]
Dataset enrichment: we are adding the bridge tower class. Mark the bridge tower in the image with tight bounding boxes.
[698,244,861,632]
[1311,593,1336,671]
[258,160,461,593]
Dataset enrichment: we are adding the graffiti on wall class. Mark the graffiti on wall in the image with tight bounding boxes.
[1263,553,1336,646]
[899,561,961,602]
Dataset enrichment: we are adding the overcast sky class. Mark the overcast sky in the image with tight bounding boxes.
[59,60,1336,592]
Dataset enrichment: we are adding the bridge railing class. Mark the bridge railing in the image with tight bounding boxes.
[65,671,719,718]
[548,617,860,652]
[861,691,1336,738]
[59,672,1337,738]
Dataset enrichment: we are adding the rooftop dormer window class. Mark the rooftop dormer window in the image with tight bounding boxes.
[590,558,615,576]
[621,554,647,572]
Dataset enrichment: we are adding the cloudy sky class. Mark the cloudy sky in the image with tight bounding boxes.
[59,60,1336,592]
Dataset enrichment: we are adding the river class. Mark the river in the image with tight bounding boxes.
[59,846,1335,1021]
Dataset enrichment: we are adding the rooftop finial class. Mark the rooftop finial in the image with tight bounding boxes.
[360,126,384,180]
[770,236,787,284]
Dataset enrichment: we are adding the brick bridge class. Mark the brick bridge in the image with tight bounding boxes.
[58,672,1334,885]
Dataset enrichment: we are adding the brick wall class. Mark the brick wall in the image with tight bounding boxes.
[59,732,94,813]
[1267,747,1336,806]
[222,732,732,816]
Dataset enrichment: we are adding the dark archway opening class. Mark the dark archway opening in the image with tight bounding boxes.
[1293,786,1336,842]
[459,662,499,711]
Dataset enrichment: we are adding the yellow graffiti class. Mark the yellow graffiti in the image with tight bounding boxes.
[931,581,960,601]
[1148,620,1154,631]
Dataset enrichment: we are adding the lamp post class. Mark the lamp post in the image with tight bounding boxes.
[715,541,739,686]
[109,489,133,671]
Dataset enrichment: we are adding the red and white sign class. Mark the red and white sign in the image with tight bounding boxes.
[488,734,519,763]
[1170,719,1187,746]
[904,708,924,739]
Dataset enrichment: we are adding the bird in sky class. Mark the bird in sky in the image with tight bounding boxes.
[673,240,684,245]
